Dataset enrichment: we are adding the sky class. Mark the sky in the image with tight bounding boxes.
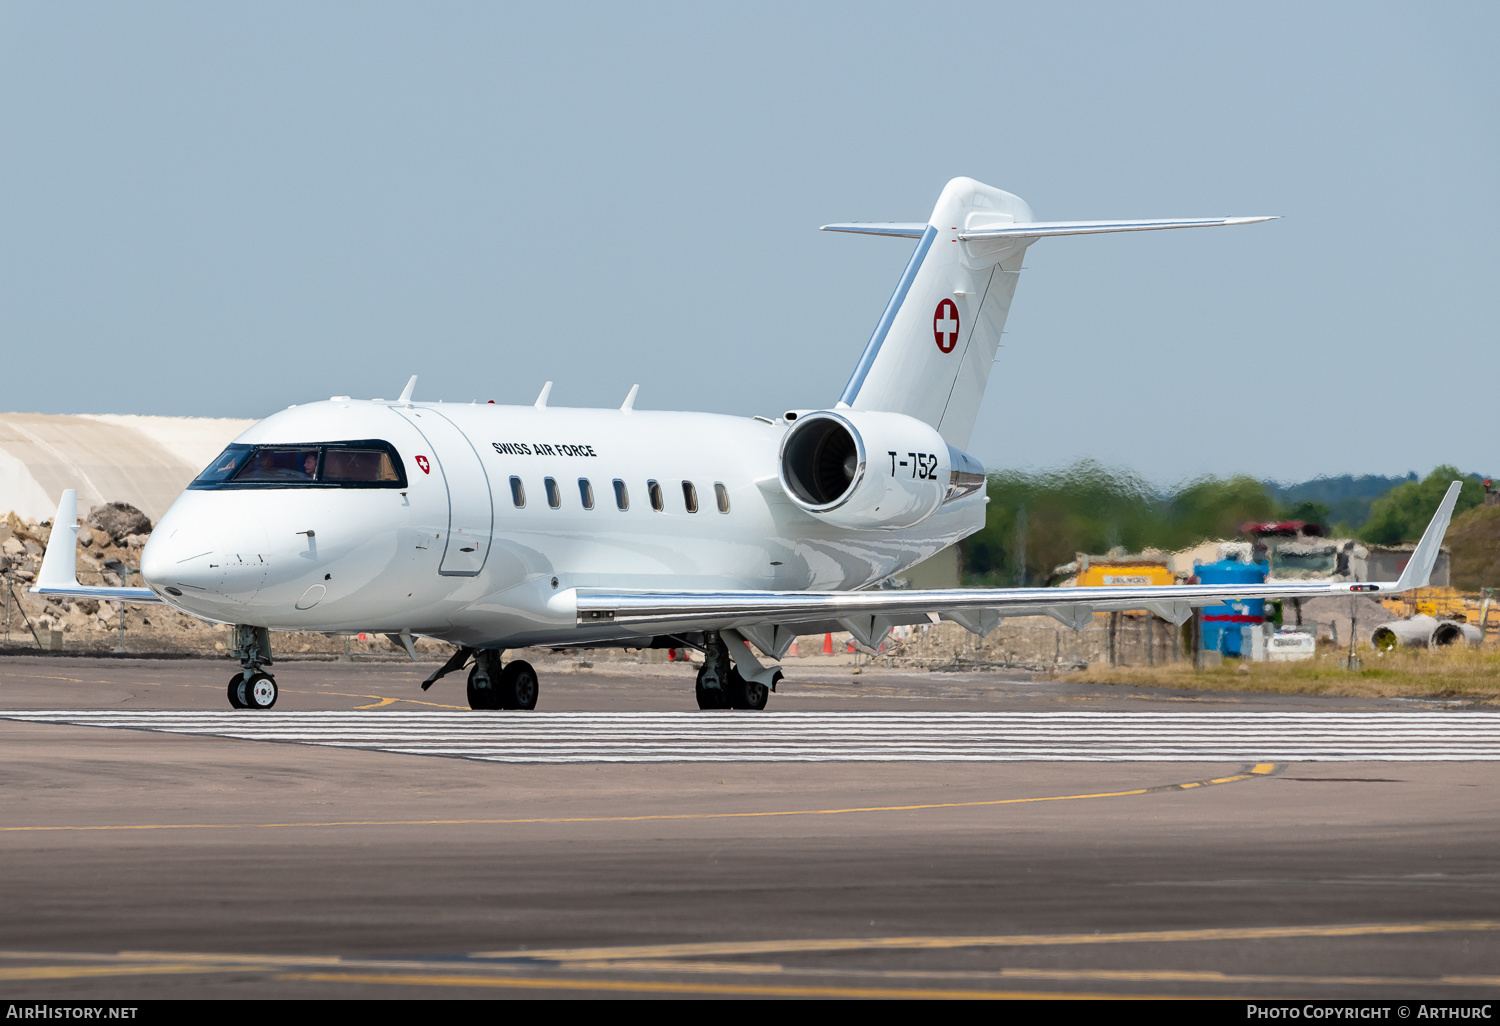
[2,2,1495,486]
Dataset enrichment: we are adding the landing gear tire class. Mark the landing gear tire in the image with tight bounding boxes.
[467,664,497,710]
[728,668,773,711]
[228,673,249,709]
[496,660,539,710]
[244,672,277,710]
[695,665,730,710]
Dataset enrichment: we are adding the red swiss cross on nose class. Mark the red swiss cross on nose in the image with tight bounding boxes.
[415,455,431,475]
[933,299,960,353]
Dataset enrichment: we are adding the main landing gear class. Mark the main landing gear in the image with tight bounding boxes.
[464,649,539,711]
[227,625,278,710]
[695,632,773,711]
[419,646,539,711]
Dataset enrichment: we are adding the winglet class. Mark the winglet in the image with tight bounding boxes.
[1393,481,1463,591]
[534,381,553,409]
[36,489,82,591]
[621,384,639,412]
[398,375,418,405]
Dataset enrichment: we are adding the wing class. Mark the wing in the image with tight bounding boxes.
[573,483,1462,650]
[29,490,162,604]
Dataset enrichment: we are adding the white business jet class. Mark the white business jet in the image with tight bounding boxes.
[33,177,1462,712]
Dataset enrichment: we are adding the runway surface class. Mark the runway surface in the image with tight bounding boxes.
[2,655,1499,999]
[7,709,1500,762]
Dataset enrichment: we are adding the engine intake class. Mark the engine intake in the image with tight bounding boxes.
[781,414,864,509]
[779,410,971,530]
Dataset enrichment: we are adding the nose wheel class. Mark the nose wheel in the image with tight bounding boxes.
[228,670,277,709]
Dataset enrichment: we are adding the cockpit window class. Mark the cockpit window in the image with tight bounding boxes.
[194,445,254,484]
[190,440,407,490]
[235,447,322,483]
[323,449,400,483]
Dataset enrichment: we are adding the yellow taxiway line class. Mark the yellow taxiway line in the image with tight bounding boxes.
[3,918,1496,996]
[471,917,1500,963]
[0,764,1277,834]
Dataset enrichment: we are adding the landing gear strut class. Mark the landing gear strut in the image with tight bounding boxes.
[466,650,539,711]
[695,632,770,711]
[228,625,277,710]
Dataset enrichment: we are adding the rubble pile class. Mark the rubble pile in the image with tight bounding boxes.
[877,614,1158,669]
[86,502,154,547]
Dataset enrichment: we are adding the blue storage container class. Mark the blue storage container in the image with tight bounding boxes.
[1194,559,1268,657]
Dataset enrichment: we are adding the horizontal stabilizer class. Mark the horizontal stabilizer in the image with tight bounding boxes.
[822,217,1276,242]
[820,222,929,239]
[958,217,1276,240]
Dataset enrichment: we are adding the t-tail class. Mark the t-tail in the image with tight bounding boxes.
[824,177,1275,449]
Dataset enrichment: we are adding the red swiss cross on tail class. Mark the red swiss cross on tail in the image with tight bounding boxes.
[933,299,960,353]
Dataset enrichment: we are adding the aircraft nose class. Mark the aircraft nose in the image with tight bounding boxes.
[140,530,207,594]
[142,516,270,609]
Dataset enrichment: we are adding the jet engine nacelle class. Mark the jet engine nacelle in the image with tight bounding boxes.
[778,409,954,530]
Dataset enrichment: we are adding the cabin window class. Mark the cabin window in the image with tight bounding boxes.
[509,476,525,508]
[715,482,730,513]
[648,479,664,512]
[682,481,699,513]
[579,478,595,510]
[545,477,561,509]
[613,479,629,511]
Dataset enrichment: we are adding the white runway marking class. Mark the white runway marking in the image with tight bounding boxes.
[5,710,1500,762]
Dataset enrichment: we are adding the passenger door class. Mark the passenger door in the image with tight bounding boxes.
[390,407,494,576]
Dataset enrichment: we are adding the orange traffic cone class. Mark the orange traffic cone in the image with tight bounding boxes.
[822,633,833,655]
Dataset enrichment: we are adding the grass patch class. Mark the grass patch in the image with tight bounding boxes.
[1058,646,1500,699]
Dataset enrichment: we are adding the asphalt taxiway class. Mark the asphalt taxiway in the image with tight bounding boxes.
[1,654,1498,999]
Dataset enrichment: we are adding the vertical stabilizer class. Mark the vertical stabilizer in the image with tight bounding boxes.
[832,177,1036,449]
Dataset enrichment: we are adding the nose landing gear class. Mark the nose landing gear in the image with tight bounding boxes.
[227,625,277,710]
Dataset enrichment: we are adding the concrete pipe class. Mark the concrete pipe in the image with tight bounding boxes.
[1371,614,1483,651]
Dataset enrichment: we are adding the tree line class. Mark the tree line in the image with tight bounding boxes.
[960,462,1487,587]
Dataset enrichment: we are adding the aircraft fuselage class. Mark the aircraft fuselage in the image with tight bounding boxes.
[140,399,985,648]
